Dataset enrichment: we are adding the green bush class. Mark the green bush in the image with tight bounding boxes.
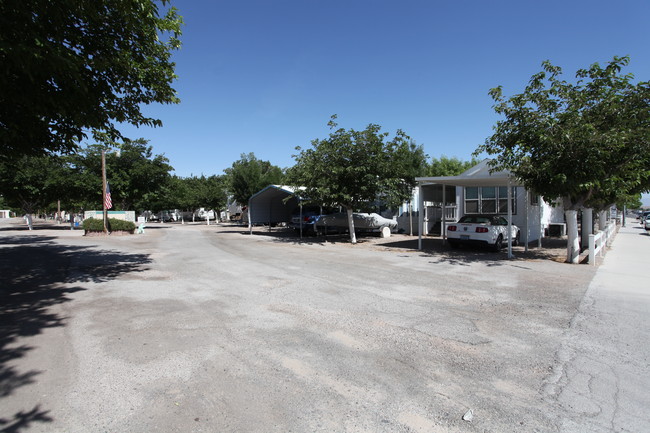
[83,217,136,232]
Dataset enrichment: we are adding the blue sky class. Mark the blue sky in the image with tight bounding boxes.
[119,0,650,202]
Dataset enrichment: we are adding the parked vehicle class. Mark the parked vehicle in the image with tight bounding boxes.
[288,208,321,234]
[313,212,397,235]
[447,215,520,251]
[644,217,650,231]
[639,211,650,224]
[289,214,320,235]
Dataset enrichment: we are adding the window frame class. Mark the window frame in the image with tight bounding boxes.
[464,186,517,215]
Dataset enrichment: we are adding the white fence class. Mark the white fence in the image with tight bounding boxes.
[588,221,617,265]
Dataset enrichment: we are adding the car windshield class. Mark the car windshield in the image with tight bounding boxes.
[458,216,491,224]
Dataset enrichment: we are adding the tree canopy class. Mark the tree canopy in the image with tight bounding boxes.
[0,154,73,214]
[476,56,650,210]
[288,116,426,243]
[0,0,183,160]
[161,175,227,216]
[0,139,174,215]
[224,153,284,205]
[67,139,173,211]
[428,156,480,177]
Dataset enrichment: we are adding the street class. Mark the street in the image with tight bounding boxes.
[1,219,648,432]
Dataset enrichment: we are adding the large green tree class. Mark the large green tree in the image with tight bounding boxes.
[0,154,74,221]
[224,153,284,206]
[288,116,426,243]
[67,139,173,211]
[428,156,480,177]
[476,56,650,262]
[0,0,182,160]
[162,175,227,221]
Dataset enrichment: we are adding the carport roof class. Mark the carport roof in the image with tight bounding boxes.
[416,159,522,187]
[249,185,303,201]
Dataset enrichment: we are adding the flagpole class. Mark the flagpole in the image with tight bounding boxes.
[102,150,108,233]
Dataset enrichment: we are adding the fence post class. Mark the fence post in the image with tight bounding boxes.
[589,234,596,265]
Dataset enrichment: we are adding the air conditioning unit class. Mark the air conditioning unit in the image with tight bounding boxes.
[547,223,566,237]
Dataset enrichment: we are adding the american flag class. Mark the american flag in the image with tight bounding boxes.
[105,182,113,210]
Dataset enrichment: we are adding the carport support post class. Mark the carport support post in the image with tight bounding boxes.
[442,184,446,244]
[299,202,303,239]
[248,204,252,235]
[507,181,513,259]
[417,183,423,250]
[538,196,542,248]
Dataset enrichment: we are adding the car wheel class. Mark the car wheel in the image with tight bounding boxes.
[493,235,503,251]
[513,231,520,247]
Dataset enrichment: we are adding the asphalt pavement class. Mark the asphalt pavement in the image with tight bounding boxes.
[0,218,648,432]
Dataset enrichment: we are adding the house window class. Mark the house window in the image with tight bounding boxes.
[464,186,517,215]
[528,191,540,206]
[465,187,479,213]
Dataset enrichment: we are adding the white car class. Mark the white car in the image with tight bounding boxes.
[644,217,650,231]
[447,215,520,251]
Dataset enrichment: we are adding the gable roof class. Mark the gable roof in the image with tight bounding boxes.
[249,185,301,202]
[416,159,522,187]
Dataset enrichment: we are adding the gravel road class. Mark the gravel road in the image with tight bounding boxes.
[1,221,598,432]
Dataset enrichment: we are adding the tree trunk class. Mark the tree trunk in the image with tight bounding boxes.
[346,207,357,244]
[598,210,608,230]
[565,209,579,263]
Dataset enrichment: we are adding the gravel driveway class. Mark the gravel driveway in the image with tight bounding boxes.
[1,221,596,432]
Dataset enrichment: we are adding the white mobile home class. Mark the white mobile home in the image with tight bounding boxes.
[415,160,564,252]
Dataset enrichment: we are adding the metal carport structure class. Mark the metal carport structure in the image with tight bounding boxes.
[415,160,525,259]
[248,185,301,230]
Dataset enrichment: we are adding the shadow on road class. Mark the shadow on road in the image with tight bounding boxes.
[0,235,152,432]
[376,236,569,266]
[229,225,570,265]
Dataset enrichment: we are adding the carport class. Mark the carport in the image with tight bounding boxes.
[416,160,528,259]
[248,185,301,230]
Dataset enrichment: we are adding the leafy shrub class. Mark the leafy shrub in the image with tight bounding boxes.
[83,217,136,232]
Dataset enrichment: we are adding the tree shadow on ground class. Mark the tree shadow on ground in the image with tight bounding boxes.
[218,226,381,246]
[272,231,381,246]
[0,235,152,432]
[0,224,79,232]
[373,236,570,267]
[218,225,572,262]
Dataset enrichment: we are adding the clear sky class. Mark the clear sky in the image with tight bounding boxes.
[118,0,650,203]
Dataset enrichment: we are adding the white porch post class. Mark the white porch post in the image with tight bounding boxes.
[418,183,424,250]
[524,188,529,253]
[442,184,446,244]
